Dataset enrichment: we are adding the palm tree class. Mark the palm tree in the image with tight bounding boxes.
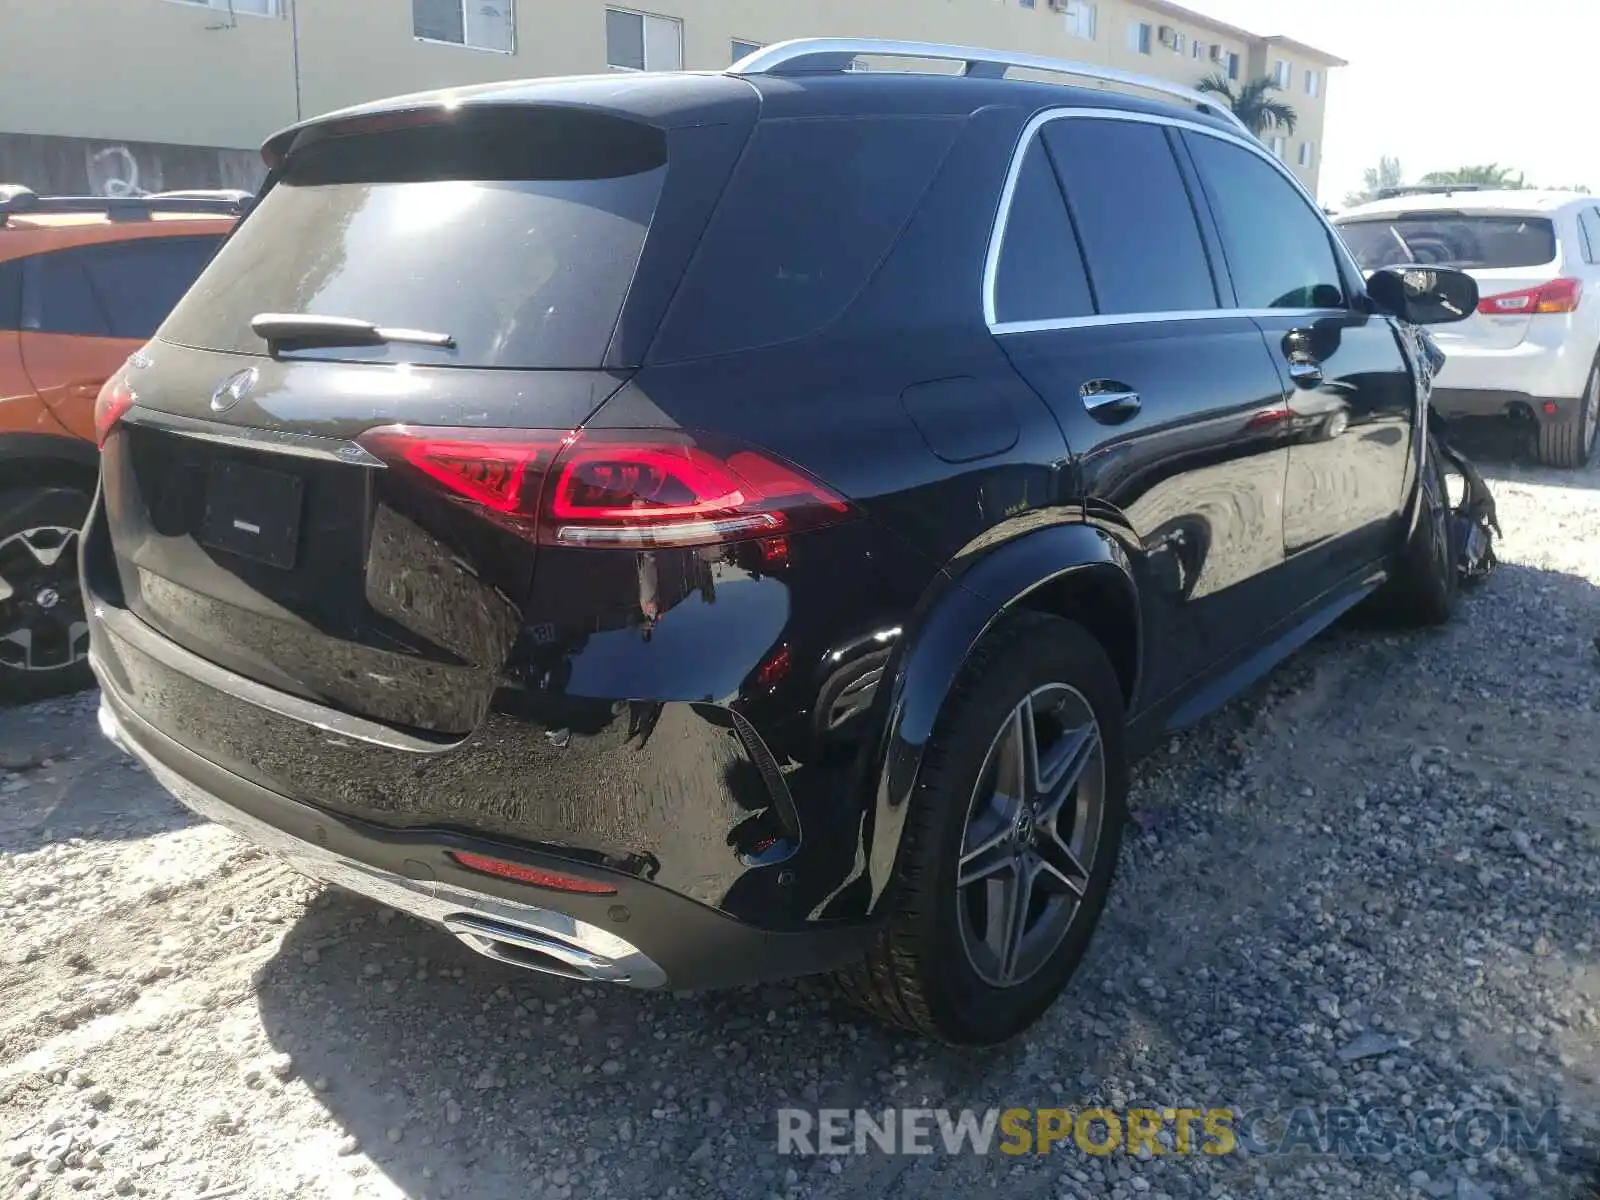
[1195,73,1298,138]
[1344,156,1406,208]
[1418,164,1526,189]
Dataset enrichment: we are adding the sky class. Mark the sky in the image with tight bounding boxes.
[1190,0,1598,206]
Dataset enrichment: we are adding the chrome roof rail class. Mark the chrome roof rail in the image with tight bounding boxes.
[729,37,1254,139]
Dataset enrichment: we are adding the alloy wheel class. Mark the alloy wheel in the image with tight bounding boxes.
[956,683,1105,988]
[0,525,88,675]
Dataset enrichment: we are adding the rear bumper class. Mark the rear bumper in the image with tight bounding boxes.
[1431,335,1592,403]
[1431,387,1582,425]
[93,663,878,991]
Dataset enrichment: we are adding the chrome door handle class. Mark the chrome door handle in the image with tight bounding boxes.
[1080,380,1141,423]
[1287,360,1324,387]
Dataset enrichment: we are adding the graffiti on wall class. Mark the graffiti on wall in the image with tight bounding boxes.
[87,144,145,196]
[0,132,265,197]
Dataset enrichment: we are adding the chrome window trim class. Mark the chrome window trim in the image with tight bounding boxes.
[991,308,1349,337]
[983,107,1363,335]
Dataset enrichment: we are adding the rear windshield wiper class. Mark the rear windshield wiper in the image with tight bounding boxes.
[251,313,456,355]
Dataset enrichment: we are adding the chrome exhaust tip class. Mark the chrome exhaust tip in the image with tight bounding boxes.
[443,913,666,989]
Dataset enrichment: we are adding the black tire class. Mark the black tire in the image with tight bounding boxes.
[1376,431,1457,627]
[0,486,94,705]
[1534,359,1599,468]
[831,612,1127,1045]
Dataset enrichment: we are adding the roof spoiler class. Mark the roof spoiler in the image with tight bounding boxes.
[0,185,251,227]
[1373,184,1488,201]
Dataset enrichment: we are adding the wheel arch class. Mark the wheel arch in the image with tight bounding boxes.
[0,433,100,495]
[858,521,1140,910]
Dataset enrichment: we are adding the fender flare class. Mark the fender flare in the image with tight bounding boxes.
[0,432,100,480]
[860,522,1138,907]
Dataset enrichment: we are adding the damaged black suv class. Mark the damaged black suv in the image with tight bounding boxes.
[87,39,1483,1045]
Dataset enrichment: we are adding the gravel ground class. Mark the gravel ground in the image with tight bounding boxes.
[2,442,1598,1200]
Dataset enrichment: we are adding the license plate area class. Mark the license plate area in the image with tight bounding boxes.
[197,460,304,569]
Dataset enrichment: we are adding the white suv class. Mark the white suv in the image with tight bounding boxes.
[1337,189,1600,467]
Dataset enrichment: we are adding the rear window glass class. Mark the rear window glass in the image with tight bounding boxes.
[651,116,960,361]
[1339,214,1557,271]
[158,110,666,368]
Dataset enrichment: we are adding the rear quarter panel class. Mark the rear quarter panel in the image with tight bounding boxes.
[19,332,142,441]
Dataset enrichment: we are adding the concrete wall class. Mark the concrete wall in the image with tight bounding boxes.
[0,132,264,196]
[0,0,1338,194]
[0,0,297,151]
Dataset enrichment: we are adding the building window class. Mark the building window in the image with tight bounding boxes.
[1304,69,1321,98]
[1269,136,1287,160]
[1020,0,1036,9]
[731,39,761,64]
[1063,1,1096,40]
[1127,21,1152,55]
[1191,40,1205,59]
[173,0,280,15]
[1273,59,1292,88]
[606,8,683,71]
[1298,141,1315,168]
[1226,51,1241,80]
[413,0,515,53]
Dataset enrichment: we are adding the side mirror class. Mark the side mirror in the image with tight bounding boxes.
[1367,266,1479,325]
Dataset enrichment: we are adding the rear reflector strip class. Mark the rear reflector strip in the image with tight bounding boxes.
[448,850,619,895]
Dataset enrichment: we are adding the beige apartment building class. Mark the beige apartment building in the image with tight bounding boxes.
[0,0,1344,197]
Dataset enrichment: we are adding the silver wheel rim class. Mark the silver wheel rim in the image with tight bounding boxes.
[0,525,88,674]
[956,683,1105,988]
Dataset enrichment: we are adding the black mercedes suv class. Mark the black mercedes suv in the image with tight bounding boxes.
[86,39,1480,1045]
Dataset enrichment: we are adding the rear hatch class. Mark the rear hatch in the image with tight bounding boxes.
[96,95,753,736]
[1339,210,1562,350]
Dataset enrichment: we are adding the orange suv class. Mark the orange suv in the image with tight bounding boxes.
[1,186,241,700]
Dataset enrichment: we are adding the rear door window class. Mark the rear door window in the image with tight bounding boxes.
[1576,209,1600,265]
[1042,118,1217,315]
[991,141,1095,324]
[1185,132,1347,309]
[159,110,669,368]
[28,236,224,339]
[1338,213,1558,271]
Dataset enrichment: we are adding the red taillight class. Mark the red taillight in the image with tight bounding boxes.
[358,426,855,549]
[1478,277,1582,315]
[447,850,618,895]
[93,371,136,448]
[359,427,567,518]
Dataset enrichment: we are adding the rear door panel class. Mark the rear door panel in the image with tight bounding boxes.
[1001,320,1292,700]
[990,115,1292,703]
[20,331,141,440]
[1182,130,1414,599]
